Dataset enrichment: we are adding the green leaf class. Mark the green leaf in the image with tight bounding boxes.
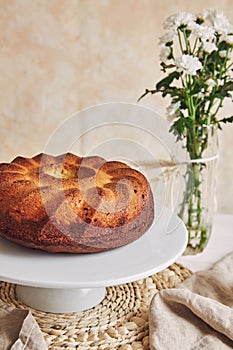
[170,87,185,99]
[137,88,158,102]
[218,116,233,124]
[214,92,231,99]
[218,41,228,51]
[160,62,176,72]
[219,82,233,92]
[156,71,180,90]
[191,83,203,95]
[170,116,193,138]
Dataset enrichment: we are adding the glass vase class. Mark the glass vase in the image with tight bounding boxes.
[176,125,219,255]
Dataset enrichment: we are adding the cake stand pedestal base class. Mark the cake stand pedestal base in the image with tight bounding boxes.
[16,285,106,313]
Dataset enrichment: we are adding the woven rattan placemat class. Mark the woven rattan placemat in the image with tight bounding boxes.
[0,263,192,350]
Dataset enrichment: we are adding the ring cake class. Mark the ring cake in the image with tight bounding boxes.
[0,153,154,253]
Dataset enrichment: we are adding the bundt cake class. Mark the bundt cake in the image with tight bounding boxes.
[0,153,154,253]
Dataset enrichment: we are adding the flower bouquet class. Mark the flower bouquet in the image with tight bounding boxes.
[139,9,233,253]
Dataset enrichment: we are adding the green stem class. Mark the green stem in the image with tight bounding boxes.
[183,29,191,54]
[192,37,199,55]
[178,124,211,251]
[205,48,229,122]
[227,62,233,70]
[177,29,184,53]
[202,54,208,75]
[212,99,223,119]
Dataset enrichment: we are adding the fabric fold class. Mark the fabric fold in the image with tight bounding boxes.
[149,252,233,350]
[0,299,47,350]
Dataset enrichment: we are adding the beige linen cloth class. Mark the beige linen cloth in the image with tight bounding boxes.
[0,300,47,350]
[149,252,233,350]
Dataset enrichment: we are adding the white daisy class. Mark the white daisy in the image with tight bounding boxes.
[175,55,202,75]
[206,78,216,88]
[163,12,196,30]
[219,50,227,57]
[218,79,224,86]
[200,8,215,20]
[160,45,170,62]
[196,91,204,98]
[200,9,233,35]
[211,12,232,35]
[222,34,233,45]
[188,23,215,42]
[159,32,175,45]
[203,41,217,53]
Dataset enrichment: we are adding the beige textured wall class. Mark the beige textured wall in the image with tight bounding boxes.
[0,0,232,213]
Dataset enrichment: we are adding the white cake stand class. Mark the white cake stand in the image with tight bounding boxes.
[0,207,187,313]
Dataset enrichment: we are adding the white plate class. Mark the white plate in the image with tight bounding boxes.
[0,207,187,289]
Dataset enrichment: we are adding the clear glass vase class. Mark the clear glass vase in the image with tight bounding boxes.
[176,125,219,255]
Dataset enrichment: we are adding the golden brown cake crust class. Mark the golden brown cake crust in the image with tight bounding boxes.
[0,153,154,253]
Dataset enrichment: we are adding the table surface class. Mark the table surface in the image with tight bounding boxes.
[177,213,233,272]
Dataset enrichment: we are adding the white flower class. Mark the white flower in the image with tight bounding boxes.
[219,50,233,59]
[188,23,215,41]
[175,54,202,75]
[218,79,224,85]
[163,12,196,30]
[160,45,170,62]
[221,34,233,44]
[200,9,215,21]
[196,91,204,98]
[166,101,181,121]
[159,32,175,45]
[203,41,217,53]
[200,8,216,21]
[214,14,233,35]
[200,9,233,35]
[206,78,216,88]
[210,11,232,35]
[219,50,227,57]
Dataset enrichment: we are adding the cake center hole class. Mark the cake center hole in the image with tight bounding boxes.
[42,165,96,180]
[43,165,75,179]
